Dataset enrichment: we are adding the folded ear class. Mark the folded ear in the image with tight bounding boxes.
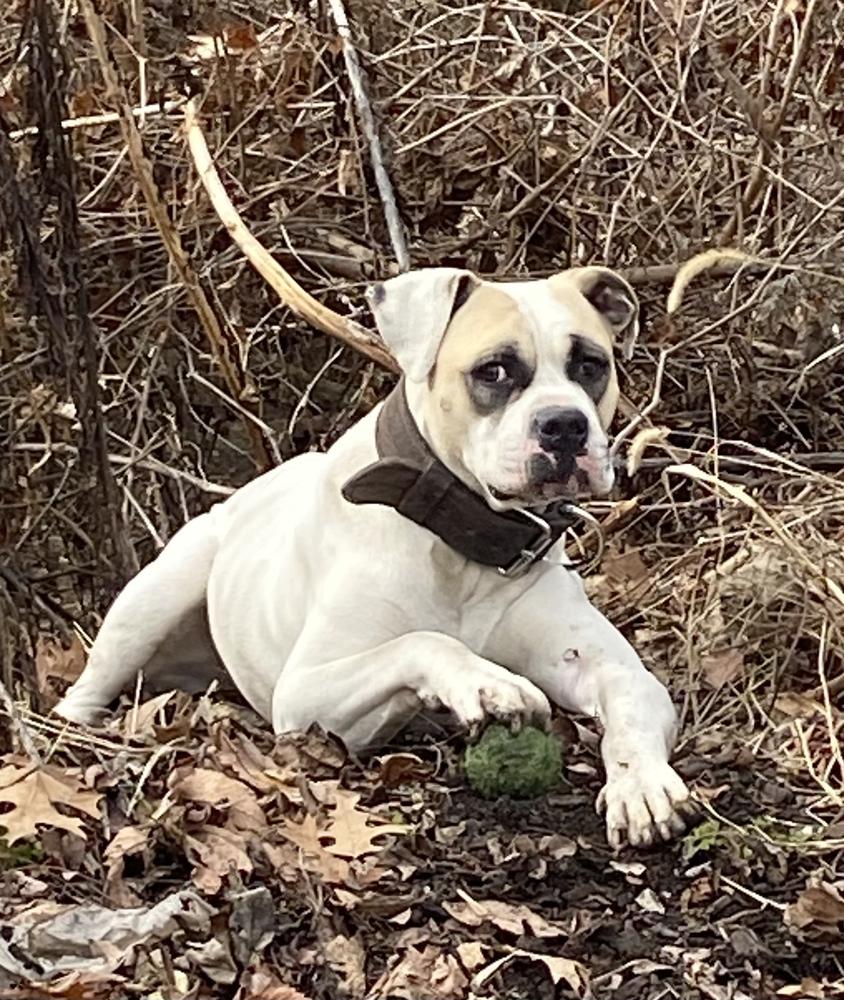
[554,266,639,356]
[367,268,478,382]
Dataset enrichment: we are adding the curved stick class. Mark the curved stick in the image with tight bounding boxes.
[183,99,398,373]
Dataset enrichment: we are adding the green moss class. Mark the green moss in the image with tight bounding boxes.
[464,724,562,799]
[0,835,44,869]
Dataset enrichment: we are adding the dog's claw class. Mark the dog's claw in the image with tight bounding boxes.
[598,761,690,850]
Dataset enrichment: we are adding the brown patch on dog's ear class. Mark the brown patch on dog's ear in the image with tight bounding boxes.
[555,266,640,358]
[450,274,476,319]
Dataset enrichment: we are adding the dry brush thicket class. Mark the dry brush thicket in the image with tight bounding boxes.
[0,0,843,917]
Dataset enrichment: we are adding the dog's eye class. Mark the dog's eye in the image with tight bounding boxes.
[576,357,608,381]
[473,362,511,385]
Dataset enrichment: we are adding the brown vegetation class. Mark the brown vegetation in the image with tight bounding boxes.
[1,0,842,996]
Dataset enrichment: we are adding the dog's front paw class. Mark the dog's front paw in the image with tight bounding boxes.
[425,663,551,732]
[597,761,691,849]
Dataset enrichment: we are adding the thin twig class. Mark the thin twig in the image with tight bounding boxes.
[0,677,42,762]
[79,0,274,472]
[7,99,185,140]
[182,98,398,372]
[718,0,819,245]
[610,350,667,457]
[12,442,235,497]
[327,0,410,272]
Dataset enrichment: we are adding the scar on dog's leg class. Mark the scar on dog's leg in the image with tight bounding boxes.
[272,630,552,752]
[55,513,218,724]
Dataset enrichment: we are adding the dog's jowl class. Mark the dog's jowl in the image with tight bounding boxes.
[56,266,691,848]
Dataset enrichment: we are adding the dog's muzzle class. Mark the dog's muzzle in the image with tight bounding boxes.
[532,406,589,455]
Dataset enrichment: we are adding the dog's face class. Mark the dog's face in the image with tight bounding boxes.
[369,267,638,510]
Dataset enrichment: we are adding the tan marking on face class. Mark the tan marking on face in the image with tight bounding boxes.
[422,285,536,467]
[547,274,619,429]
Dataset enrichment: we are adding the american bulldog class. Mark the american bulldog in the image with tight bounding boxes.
[56,266,691,847]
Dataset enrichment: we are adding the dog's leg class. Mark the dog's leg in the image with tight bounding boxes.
[55,514,218,724]
[272,630,551,752]
[492,568,691,848]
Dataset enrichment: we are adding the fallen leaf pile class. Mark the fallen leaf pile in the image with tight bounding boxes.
[0,684,839,999]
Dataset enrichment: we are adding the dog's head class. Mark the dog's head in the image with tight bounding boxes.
[368,267,637,510]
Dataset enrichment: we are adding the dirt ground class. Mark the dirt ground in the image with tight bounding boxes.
[1,0,843,997]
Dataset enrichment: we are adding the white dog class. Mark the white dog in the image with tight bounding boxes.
[56,266,691,847]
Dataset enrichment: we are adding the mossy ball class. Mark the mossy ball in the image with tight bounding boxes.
[464,724,562,799]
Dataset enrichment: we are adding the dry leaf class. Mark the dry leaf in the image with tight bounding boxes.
[0,759,101,844]
[184,936,238,984]
[443,894,564,938]
[122,691,176,738]
[372,945,468,999]
[319,790,409,859]
[609,860,646,877]
[229,886,275,964]
[223,22,259,50]
[325,934,366,998]
[456,941,485,971]
[184,826,253,894]
[603,549,649,586]
[785,880,844,941]
[377,753,434,788]
[213,734,302,801]
[34,634,86,703]
[274,814,350,884]
[186,30,257,60]
[171,766,267,833]
[1,970,124,997]
[701,648,745,689]
[472,948,588,994]
[103,826,149,872]
[538,834,577,859]
[70,89,98,118]
[522,951,588,992]
[236,966,314,1000]
[274,728,346,773]
[635,887,666,914]
[104,825,150,900]
[774,691,825,719]
[626,425,671,476]
[777,979,827,998]
[103,826,150,863]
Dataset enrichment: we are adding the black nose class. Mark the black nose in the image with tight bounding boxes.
[533,407,589,453]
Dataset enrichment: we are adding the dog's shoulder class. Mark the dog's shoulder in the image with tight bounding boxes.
[211,451,328,535]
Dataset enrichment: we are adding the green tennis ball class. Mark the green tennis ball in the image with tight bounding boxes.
[464,724,562,799]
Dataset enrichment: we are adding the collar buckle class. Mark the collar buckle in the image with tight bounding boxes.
[496,503,606,579]
[497,509,557,578]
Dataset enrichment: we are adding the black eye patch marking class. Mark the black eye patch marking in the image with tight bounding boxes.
[566,335,611,403]
[465,344,533,415]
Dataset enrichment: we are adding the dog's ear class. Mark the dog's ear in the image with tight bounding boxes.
[367,268,478,382]
[555,266,639,355]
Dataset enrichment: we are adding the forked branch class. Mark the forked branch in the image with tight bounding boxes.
[183,99,398,374]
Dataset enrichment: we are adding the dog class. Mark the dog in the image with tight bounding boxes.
[56,266,691,848]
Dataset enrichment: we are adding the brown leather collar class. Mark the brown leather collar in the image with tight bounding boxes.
[341,381,584,577]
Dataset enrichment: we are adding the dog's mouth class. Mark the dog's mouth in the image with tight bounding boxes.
[487,450,609,508]
[488,454,578,507]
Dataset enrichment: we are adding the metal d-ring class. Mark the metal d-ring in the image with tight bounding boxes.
[561,503,606,576]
